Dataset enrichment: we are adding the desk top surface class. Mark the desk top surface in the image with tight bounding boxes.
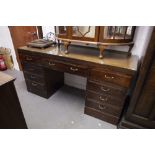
[0,72,14,86]
[18,45,139,72]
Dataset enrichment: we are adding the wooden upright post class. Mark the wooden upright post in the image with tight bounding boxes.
[98,45,107,59]
[63,41,70,54]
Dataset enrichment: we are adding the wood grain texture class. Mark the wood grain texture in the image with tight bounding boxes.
[86,99,123,117]
[87,80,127,97]
[0,71,14,86]
[84,107,119,125]
[18,45,139,73]
[18,44,139,125]
[0,77,27,129]
[90,68,132,88]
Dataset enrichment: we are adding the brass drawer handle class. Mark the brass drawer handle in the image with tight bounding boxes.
[101,86,110,92]
[104,74,114,79]
[99,96,108,101]
[26,56,33,61]
[70,67,78,71]
[31,82,38,86]
[99,104,106,110]
[49,62,56,66]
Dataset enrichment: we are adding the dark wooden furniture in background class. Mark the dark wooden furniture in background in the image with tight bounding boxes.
[119,27,155,129]
[18,45,138,125]
[0,72,27,129]
[55,26,136,58]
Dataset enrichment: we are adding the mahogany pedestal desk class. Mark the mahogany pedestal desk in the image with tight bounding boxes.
[18,45,139,125]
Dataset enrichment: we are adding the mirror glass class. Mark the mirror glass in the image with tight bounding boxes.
[104,26,133,40]
[56,26,67,35]
[72,26,95,38]
[115,27,127,39]
[125,26,133,39]
[104,26,115,39]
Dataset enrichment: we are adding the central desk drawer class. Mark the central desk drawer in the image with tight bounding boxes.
[43,58,88,77]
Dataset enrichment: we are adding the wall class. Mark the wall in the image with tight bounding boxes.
[132,26,153,58]
[106,27,154,56]
[42,26,55,38]
[0,26,19,70]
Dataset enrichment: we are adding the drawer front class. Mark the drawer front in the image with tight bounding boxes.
[84,107,119,125]
[87,80,127,97]
[24,72,45,84]
[85,99,122,117]
[66,63,88,77]
[42,58,88,77]
[26,80,45,91]
[25,80,47,97]
[90,69,132,88]
[22,63,44,76]
[86,91,125,107]
[19,53,40,63]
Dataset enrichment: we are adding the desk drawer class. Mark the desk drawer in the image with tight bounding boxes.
[84,107,119,125]
[87,80,127,97]
[86,91,125,107]
[86,99,122,117]
[43,58,88,77]
[90,69,132,88]
[24,72,45,84]
[22,63,44,76]
[66,64,88,77]
[20,53,40,63]
[26,80,45,91]
[25,79,47,97]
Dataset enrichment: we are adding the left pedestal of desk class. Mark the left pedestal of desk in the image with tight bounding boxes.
[0,72,27,129]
